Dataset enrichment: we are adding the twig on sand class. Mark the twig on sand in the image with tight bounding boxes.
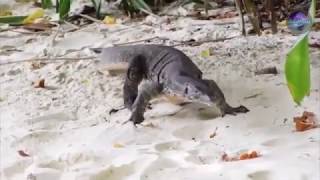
[139,8,161,19]
[243,93,262,99]
[0,56,95,66]
[50,22,61,46]
[114,36,168,46]
[64,20,80,31]
[172,36,240,47]
[78,14,102,24]
[254,66,278,75]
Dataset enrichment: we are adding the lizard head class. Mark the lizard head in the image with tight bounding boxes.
[168,76,222,106]
[182,81,213,105]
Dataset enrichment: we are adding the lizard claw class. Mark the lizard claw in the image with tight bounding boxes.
[129,113,145,125]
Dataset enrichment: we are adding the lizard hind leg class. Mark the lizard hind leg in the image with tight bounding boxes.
[123,55,146,110]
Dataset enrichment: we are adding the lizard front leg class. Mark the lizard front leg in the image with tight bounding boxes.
[203,79,249,116]
[123,55,145,110]
[129,81,163,125]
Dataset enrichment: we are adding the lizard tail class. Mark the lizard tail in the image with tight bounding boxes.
[90,48,103,54]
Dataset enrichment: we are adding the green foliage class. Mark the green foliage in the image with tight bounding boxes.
[41,0,53,9]
[58,0,71,20]
[285,34,310,104]
[121,0,152,16]
[0,16,27,25]
[130,0,152,12]
[309,0,316,23]
[284,0,315,104]
[56,0,59,13]
[91,0,102,19]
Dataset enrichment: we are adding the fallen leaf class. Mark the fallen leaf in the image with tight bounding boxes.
[239,151,258,160]
[81,79,90,86]
[294,111,319,132]
[200,49,210,58]
[30,62,46,70]
[0,15,27,25]
[17,150,30,157]
[113,143,124,148]
[222,150,260,162]
[200,48,215,58]
[209,127,218,139]
[23,8,44,24]
[23,22,55,31]
[103,16,116,25]
[34,79,45,88]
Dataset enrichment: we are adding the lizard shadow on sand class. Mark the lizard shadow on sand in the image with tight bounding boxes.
[147,101,221,121]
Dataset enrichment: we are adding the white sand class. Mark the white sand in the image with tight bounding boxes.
[0,13,320,180]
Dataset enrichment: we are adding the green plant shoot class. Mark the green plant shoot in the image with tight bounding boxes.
[285,33,310,104]
[59,0,71,20]
[0,16,27,25]
[285,0,316,104]
[91,0,102,19]
[41,0,53,9]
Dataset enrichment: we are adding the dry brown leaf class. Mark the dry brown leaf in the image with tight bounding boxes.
[222,150,260,162]
[240,151,258,160]
[294,111,319,132]
[23,22,55,32]
[34,79,45,88]
[17,150,30,157]
[30,62,46,70]
[209,127,218,139]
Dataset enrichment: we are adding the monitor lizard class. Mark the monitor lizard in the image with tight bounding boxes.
[92,44,249,125]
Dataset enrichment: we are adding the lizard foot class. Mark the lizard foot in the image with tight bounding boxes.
[129,113,145,125]
[221,105,249,117]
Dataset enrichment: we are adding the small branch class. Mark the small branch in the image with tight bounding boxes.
[114,36,168,46]
[172,36,240,47]
[254,66,278,75]
[235,0,246,36]
[78,14,102,23]
[63,20,80,31]
[139,8,161,19]
[268,0,277,34]
[0,56,95,66]
[9,29,51,35]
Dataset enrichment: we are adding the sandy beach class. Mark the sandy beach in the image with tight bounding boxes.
[0,1,320,180]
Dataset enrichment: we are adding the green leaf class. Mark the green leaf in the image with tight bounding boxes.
[131,0,152,13]
[91,0,102,19]
[41,0,53,9]
[59,0,71,20]
[309,0,316,23]
[56,0,60,13]
[0,16,27,25]
[285,33,311,104]
[200,49,210,58]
